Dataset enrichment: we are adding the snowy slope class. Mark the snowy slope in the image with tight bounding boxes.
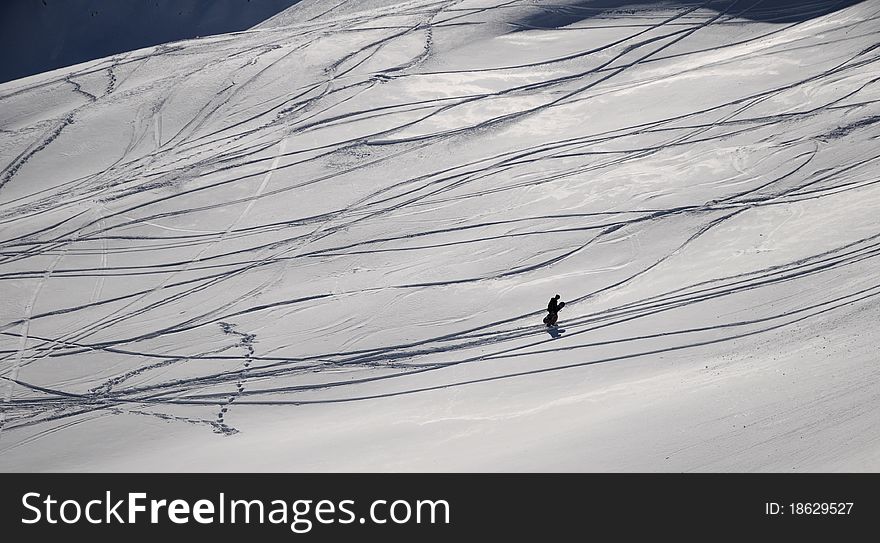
[1,0,879,472]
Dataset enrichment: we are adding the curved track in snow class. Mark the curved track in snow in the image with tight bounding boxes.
[1,0,879,471]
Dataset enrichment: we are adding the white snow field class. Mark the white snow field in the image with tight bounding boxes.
[1,0,879,472]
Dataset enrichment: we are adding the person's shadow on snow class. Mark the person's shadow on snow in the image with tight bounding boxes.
[547,327,565,338]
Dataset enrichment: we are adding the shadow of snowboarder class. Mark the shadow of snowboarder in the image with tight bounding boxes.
[547,327,566,338]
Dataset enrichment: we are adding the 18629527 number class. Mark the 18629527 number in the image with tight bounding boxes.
[790,502,853,515]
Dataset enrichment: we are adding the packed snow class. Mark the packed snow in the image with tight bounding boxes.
[1,0,879,471]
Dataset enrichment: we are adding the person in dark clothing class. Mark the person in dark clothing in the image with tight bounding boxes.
[543,294,565,326]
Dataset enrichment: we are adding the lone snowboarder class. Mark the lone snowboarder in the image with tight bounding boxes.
[543,294,565,327]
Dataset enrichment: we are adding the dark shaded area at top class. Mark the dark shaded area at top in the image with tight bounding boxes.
[0,0,867,84]
[517,0,866,29]
[0,0,300,84]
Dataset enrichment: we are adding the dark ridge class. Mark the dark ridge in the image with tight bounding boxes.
[0,0,301,84]
[515,0,867,30]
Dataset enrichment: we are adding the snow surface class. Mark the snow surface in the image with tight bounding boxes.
[1,0,879,472]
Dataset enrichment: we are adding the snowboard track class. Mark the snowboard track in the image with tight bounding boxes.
[2,0,879,446]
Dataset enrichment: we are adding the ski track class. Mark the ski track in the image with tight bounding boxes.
[1,0,879,464]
